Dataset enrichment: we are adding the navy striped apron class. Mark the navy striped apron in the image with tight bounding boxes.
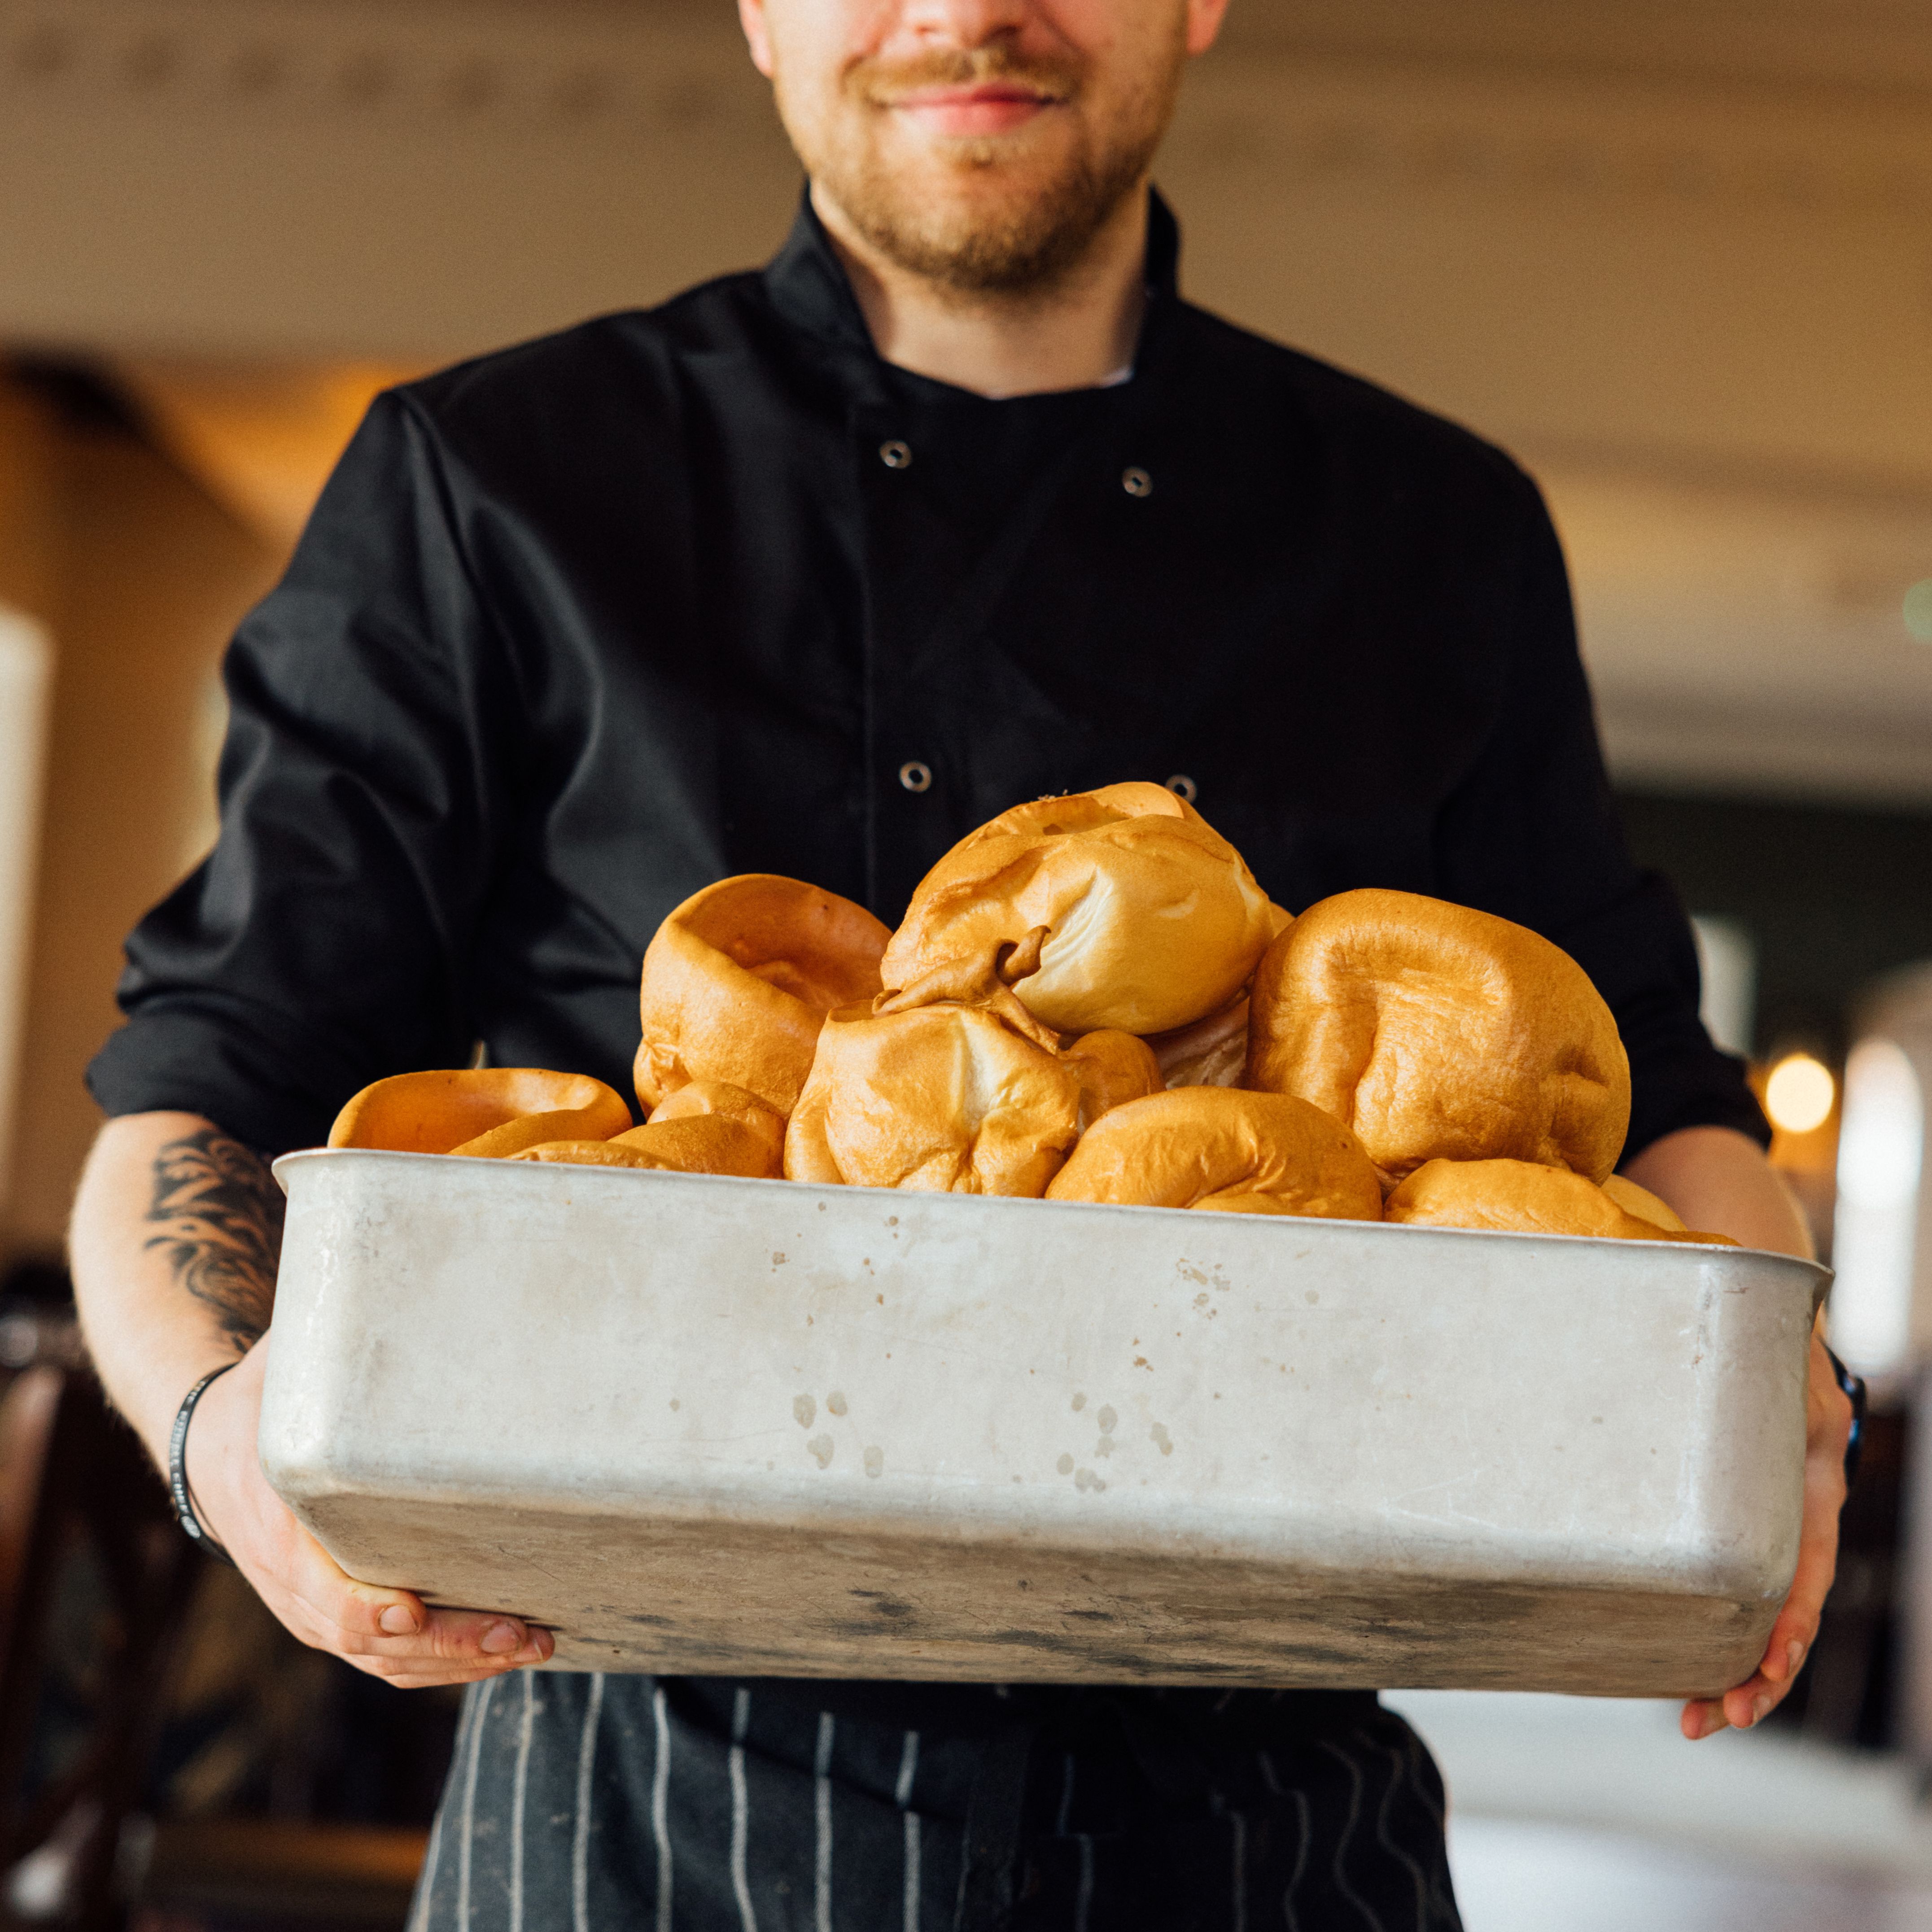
[410,1676,1461,1932]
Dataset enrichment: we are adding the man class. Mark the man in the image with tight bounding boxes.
[71,0,1852,1919]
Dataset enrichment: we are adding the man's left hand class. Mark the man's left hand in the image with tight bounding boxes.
[1620,1127,1852,1742]
[1680,1327,1853,1739]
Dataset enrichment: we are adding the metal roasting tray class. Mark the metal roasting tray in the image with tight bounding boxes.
[258,1147,1827,1695]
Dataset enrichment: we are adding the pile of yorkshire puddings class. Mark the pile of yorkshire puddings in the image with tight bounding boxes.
[329,782,1728,1244]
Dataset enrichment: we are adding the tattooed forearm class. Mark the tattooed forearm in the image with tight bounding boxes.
[142,1127,285,1353]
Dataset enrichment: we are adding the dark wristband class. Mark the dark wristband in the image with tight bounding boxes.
[1823,1344,1866,1491]
[168,1364,240,1567]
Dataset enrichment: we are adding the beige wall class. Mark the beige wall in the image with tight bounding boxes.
[0,384,60,621]
[6,0,1932,804]
[0,383,281,1264]
[3,0,1931,1256]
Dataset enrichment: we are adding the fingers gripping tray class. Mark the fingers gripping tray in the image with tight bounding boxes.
[259,1149,1826,1694]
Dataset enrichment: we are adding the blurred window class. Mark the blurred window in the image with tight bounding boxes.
[1832,1037,1923,1373]
[0,605,52,1219]
[1690,915,1756,1058]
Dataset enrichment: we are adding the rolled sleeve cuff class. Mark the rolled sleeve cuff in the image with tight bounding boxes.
[86,1003,349,1155]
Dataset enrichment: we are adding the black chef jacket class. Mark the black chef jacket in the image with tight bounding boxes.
[90,191,1762,1162]
[89,189,1766,1932]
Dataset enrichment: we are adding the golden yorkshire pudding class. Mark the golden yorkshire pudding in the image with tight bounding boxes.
[785,1001,1080,1196]
[870,928,1061,1051]
[1046,1088,1383,1221]
[1600,1173,1688,1233]
[1146,997,1250,1091]
[635,875,892,1118]
[879,782,1276,1036]
[1384,1159,1735,1244]
[1143,907,1291,1092]
[1245,889,1630,1183]
[327,1067,633,1155]
[511,1141,661,1170]
[1061,1030,1163,1131]
[647,1079,787,1172]
[514,1113,780,1178]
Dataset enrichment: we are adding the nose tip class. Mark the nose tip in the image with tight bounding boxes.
[896,0,1036,48]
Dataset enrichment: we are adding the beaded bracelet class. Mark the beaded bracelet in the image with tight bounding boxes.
[168,1363,240,1567]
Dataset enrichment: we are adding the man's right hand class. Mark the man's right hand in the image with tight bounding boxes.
[185,1335,553,1687]
[74,1110,553,1689]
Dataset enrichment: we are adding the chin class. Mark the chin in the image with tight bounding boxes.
[813,113,1139,293]
[885,126,1072,186]
[879,146,1077,222]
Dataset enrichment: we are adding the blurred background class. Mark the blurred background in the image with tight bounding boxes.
[2,0,1932,1925]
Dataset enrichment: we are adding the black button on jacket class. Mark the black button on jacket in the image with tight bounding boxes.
[88,190,1765,1163]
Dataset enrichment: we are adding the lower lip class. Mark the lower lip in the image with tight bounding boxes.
[892,94,1056,138]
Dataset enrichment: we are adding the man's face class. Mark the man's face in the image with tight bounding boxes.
[741,0,1227,296]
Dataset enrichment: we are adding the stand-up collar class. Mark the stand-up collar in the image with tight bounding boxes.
[761,184,1185,358]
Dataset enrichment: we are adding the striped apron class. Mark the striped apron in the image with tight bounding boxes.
[410,1676,1461,1932]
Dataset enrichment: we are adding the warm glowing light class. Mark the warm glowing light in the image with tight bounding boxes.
[1765,1053,1836,1133]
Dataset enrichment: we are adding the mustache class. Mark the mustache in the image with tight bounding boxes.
[851,46,1084,106]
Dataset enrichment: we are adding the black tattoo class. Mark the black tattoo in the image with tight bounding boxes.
[143,1128,286,1353]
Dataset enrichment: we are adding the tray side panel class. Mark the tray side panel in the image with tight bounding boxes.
[260,1150,1821,1691]
[290,1491,1774,1698]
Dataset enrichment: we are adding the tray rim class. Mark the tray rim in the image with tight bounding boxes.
[270,1143,1836,1292]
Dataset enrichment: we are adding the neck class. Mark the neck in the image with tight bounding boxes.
[813,184,1151,399]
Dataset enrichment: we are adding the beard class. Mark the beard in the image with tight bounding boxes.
[786,41,1183,297]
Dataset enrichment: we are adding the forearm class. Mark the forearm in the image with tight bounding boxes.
[70,1110,284,1465]
[1622,1124,1813,1259]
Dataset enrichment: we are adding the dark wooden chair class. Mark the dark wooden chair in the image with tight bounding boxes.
[0,1318,431,1932]
[0,1337,201,1931]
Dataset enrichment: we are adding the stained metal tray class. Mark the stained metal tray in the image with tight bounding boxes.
[258,1147,1826,1695]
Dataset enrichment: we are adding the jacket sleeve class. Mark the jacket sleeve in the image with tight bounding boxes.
[1431,464,1769,1162]
[86,391,516,1154]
